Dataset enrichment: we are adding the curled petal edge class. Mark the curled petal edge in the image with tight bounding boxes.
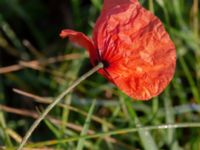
[60,29,98,65]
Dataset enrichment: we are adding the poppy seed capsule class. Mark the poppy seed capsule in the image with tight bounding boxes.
[60,0,176,100]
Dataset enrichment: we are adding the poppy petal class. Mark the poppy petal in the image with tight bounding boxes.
[93,2,176,100]
[60,29,98,65]
[102,0,138,13]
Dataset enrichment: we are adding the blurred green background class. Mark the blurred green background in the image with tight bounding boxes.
[0,0,200,150]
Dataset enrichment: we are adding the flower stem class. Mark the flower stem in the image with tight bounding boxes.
[17,62,103,150]
[28,122,200,148]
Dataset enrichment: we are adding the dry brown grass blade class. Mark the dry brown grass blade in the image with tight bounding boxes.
[0,104,94,135]
[11,89,134,149]
[8,88,133,149]
[6,128,23,143]
[0,104,133,149]
[0,53,81,74]
[0,146,54,150]
[13,88,115,129]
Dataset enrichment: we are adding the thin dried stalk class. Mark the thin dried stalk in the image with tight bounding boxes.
[0,53,81,74]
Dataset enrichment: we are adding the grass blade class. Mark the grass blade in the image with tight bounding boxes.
[179,56,200,102]
[28,122,200,148]
[76,99,96,150]
[17,63,103,150]
[90,0,102,11]
[148,0,154,13]
[124,98,158,150]
[164,89,181,150]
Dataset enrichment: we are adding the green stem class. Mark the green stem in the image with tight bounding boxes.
[28,122,200,148]
[17,63,104,150]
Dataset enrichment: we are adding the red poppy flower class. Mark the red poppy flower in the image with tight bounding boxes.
[60,0,176,100]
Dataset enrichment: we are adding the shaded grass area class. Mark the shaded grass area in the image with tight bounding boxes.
[0,0,200,149]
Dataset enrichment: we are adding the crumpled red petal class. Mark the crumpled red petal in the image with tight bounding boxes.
[102,0,138,12]
[93,1,176,100]
[60,29,98,65]
[102,0,131,13]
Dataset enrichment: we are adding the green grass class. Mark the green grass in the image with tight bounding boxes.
[0,0,200,150]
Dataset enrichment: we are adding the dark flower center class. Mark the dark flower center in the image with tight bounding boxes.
[101,60,109,68]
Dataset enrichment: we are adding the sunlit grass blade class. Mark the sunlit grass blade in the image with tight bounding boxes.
[164,89,180,149]
[28,122,200,148]
[124,98,158,150]
[0,113,13,148]
[61,60,83,139]
[44,118,61,140]
[43,117,67,149]
[0,68,13,148]
[76,99,96,150]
